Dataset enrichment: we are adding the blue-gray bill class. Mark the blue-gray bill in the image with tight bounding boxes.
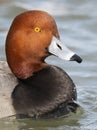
[48,36,82,63]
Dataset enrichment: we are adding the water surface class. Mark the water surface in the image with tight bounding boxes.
[0,0,97,129]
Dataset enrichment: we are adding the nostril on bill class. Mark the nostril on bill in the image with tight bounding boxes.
[57,43,62,50]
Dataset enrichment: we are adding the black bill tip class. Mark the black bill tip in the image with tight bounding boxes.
[70,54,82,63]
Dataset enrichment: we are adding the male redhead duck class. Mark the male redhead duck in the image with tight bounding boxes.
[0,10,82,119]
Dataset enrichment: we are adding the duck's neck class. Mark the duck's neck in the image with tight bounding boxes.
[12,61,47,79]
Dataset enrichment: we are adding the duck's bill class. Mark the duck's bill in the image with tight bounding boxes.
[48,36,82,63]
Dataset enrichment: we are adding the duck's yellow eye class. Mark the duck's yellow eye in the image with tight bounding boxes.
[34,27,41,32]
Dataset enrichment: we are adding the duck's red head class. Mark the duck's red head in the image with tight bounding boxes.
[6,10,82,79]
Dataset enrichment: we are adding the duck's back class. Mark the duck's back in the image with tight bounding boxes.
[0,61,17,118]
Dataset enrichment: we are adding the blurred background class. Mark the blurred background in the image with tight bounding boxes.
[0,0,97,130]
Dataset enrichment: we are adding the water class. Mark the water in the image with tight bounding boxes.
[0,0,97,129]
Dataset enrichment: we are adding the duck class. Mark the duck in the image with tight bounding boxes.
[0,10,82,119]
